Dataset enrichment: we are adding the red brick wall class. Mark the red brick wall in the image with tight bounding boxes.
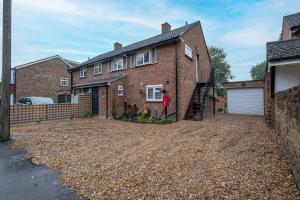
[178,23,211,119]
[282,20,292,40]
[71,22,211,120]
[15,58,71,103]
[264,72,274,127]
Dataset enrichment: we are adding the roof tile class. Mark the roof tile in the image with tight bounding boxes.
[71,21,200,70]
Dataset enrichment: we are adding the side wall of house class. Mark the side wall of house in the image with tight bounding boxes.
[16,58,71,103]
[275,84,300,190]
[178,23,211,119]
[282,20,292,40]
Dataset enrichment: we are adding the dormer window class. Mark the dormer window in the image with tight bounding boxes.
[136,51,151,66]
[80,66,87,78]
[94,63,102,75]
[112,58,124,71]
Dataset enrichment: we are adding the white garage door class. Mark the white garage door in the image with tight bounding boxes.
[227,88,264,115]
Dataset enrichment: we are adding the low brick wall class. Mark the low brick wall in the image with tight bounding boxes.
[10,93,92,124]
[275,84,300,189]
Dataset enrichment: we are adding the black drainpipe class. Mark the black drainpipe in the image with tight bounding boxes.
[106,84,109,119]
[175,40,179,122]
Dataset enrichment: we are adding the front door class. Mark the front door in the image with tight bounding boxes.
[196,54,200,82]
[92,87,99,116]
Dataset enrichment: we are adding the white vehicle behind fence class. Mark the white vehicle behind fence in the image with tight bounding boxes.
[17,97,54,105]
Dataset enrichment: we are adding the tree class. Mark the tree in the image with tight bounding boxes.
[250,61,266,80]
[208,47,233,93]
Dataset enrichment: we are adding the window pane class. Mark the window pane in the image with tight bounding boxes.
[137,56,143,65]
[118,59,123,69]
[155,88,162,100]
[147,88,154,99]
[114,61,118,70]
[144,52,150,63]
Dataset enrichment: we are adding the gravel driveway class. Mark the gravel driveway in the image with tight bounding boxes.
[11,114,300,199]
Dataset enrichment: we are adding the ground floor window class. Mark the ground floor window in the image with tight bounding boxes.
[146,85,163,102]
[58,94,71,103]
[118,85,124,96]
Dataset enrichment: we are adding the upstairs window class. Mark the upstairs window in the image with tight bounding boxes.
[146,85,163,102]
[80,67,87,78]
[113,58,124,71]
[136,51,151,66]
[94,64,102,75]
[118,85,124,96]
[60,78,69,86]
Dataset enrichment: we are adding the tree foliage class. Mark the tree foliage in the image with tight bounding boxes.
[250,61,266,80]
[208,46,233,89]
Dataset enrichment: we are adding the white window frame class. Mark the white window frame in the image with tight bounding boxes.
[94,63,102,75]
[112,58,124,71]
[136,50,151,66]
[118,85,124,96]
[60,78,69,87]
[146,84,163,102]
[80,67,87,78]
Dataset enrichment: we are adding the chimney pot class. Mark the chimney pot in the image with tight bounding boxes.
[114,42,122,50]
[161,22,171,34]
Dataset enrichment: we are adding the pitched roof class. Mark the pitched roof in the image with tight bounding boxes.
[71,21,200,70]
[72,74,127,88]
[14,55,79,69]
[267,38,300,62]
[283,12,300,29]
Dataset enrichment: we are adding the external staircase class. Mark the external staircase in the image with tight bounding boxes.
[185,67,215,120]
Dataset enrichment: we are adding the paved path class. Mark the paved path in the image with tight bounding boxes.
[0,142,83,200]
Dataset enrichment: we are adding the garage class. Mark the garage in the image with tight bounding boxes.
[223,80,265,116]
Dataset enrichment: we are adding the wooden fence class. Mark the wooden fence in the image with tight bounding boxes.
[10,93,92,124]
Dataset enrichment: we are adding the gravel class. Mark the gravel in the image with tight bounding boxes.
[11,114,300,199]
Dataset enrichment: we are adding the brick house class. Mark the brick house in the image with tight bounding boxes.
[69,21,213,120]
[265,12,300,190]
[12,55,78,104]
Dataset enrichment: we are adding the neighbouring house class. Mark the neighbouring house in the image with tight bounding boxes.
[281,12,300,40]
[265,12,300,190]
[69,21,213,120]
[12,55,78,104]
[223,80,265,116]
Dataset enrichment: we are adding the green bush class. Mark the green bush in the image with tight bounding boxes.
[136,113,148,121]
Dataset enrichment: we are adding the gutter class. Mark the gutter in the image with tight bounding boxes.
[105,84,109,119]
[175,39,180,122]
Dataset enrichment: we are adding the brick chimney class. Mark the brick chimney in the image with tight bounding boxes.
[114,42,122,50]
[161,22,171,34]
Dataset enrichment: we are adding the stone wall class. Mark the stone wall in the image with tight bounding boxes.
[275,84,300,189]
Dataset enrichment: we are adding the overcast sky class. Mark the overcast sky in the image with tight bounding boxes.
[0,0,299,80]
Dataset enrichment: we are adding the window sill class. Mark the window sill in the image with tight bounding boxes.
[94,73,102,76]
[111,69,125,72]
[80,76,87,79]
[146,100,163,103]
[135,62,156,68]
